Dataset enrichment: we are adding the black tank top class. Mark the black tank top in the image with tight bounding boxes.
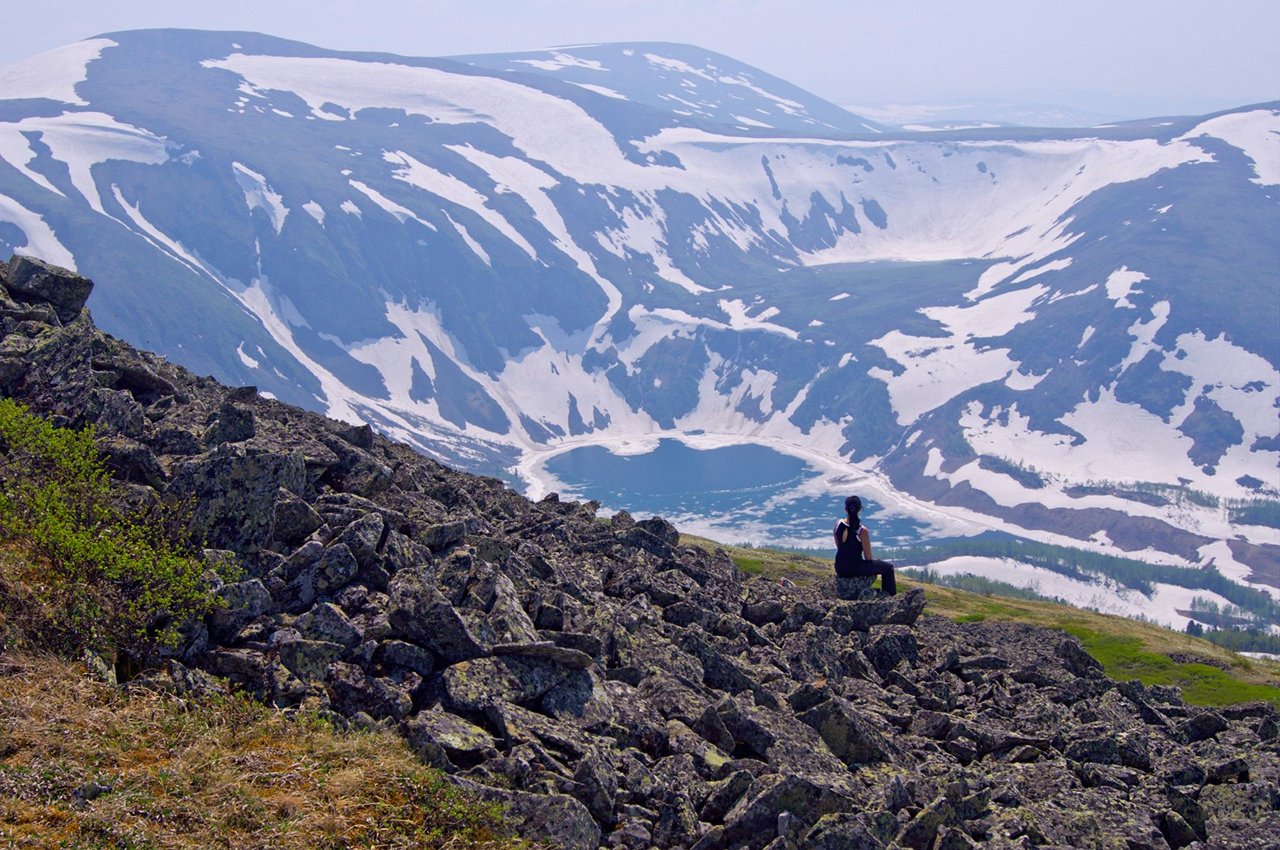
[833,520,865,577]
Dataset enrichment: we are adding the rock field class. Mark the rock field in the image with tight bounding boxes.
[1,255,1277,849]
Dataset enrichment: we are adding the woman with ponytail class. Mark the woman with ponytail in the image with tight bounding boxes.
[833,495,896,595]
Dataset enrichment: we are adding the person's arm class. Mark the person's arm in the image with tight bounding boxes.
[860,526,873,560]
[833,521,843,547]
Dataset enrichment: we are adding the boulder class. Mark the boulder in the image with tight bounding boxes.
[167,444,306,552]
[824,587,927,634]
[441,655,575,712]
[203,401,255,446]
[803,812,895,849]
[277,638,343,683]
[1178,710,1229,743]
[5,255,94,323]
[722,774,851,850]
[335,512,385,568]
[797,697,898,765]
[862,625,919,677]
[207,578,273,642]
[295,602,363,647]
[403,707,496,770]
[376,640,436,677]
[386,567,486,663]
[451,777,601,850]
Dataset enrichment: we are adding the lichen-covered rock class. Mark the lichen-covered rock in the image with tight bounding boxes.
[387,567,486,663]
[796,696,898,766]
[721,774,851,850]
[403,707,496,770]
[5,255,93,323]
[167,444,306,552]
[207,579,272,642]
[452,777,601,850]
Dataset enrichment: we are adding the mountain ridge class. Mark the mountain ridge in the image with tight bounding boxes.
[0,30,1275,612]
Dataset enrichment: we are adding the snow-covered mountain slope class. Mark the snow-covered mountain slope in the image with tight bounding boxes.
[451,41,884,135]
[0,29,1275,597]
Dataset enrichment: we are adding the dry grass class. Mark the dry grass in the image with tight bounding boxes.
[0,653,535,849]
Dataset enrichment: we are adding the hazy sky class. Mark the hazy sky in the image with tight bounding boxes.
[3,0,1277,117]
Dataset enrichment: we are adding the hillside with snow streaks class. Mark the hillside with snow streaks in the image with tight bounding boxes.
[0,29,1276,604]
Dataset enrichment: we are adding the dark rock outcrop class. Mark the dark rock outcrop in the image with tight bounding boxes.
[2,256,1278,849]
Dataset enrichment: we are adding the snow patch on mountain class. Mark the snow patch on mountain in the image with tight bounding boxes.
[1105,267,1148,308]
[348,179,436,230]
[1182,109,1280,185]
[0,38,114,105]
[921,556,1234,631]
[204,53,636,186]
[232,162,288,233]
[0,112,168,214]
[0,194,74,268]
[870,284,1046,422]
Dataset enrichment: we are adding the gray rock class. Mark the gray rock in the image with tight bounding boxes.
[802,813,890,849]
[1161,809,1199,849]
[421,520,469,551]
[376,639,435,677]
[335,511,384,568]
[387,567,486,663]
[277,638,344,683]
[722,775,850,849]
[1056,637,1105,678]
[203,402,255,446]
[797,696,897,765]
[701,768,755,824]
[313,543,359,595]
[898,799,955,850]
[403,707,496,770]
[441,655,575,712]
[295,602,363,647]
[572,745,621,824]
[452,776,601,850]
[207,578,273,642]
[272,488,323,545]
[326,661,413,720]
[167,444,306,552]
[5,255,93,323]
[493,640,595,670]
[1178,709,1229,742]
[862,625,919,677]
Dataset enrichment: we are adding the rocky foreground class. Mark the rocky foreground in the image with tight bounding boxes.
[1,254,1277,849]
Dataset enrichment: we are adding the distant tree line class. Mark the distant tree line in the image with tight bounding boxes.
[900,567,1067,604]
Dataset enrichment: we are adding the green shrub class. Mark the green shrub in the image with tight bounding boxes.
[0,398,220,658]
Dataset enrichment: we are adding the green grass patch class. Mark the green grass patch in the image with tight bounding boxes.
[731,555,765,576]
[0,399,229,660]
[1065,628,1280,707]
[955,613,987,623]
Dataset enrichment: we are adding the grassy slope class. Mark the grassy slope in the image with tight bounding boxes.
[0,652,535,850]
[684,534,1280,708]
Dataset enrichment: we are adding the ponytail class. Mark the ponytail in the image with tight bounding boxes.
[844,495,862,529]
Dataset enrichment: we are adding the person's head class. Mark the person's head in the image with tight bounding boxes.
[844,495,861,522]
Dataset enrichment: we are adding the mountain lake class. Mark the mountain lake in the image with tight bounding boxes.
[539,438,930,551]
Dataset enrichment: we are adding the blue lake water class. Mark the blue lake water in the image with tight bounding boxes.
[542,438,928,551]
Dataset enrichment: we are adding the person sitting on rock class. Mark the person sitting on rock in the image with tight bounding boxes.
[833,495,897,596]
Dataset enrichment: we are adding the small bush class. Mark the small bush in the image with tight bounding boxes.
[0,398,220,659]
